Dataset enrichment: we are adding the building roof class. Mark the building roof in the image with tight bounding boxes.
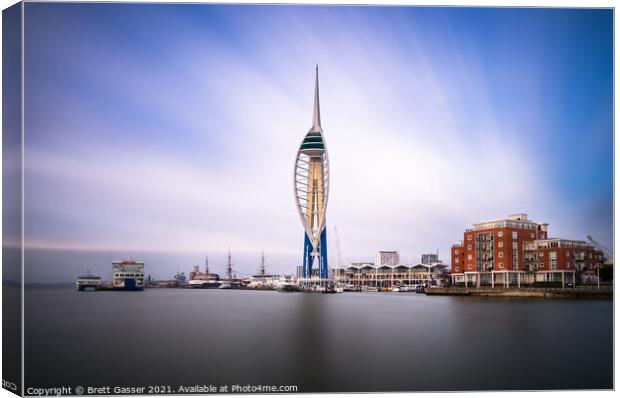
[343,262,447,271]
[467,214,548,232]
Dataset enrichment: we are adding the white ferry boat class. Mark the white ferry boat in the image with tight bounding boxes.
[112,260,145,290]
[75,273,102,291]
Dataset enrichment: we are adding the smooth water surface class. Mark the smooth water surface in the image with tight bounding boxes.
[25,289,613,392]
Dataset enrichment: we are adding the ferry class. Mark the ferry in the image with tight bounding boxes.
[75,273,102,291]
[112,260,145,290]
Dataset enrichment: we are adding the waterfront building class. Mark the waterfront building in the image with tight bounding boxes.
[293,66,330,280]
[335,262,448,288]
[376,250,400,266]
[112,260,145,290]
[526,238,603,283]
[450,214,604,288]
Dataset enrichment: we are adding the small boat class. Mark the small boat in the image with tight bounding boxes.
[343,283,357,292]
[188,279,221,289]
[276,275,298,292]
[218,281,233,289]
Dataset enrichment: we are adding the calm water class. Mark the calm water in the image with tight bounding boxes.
[25,289,613,393]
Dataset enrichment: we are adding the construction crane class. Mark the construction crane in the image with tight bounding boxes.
[334,226,343,269]
[587,235,613,261]
[586,235,612,289]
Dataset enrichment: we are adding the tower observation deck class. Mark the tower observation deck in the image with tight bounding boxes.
[293,66,330,280]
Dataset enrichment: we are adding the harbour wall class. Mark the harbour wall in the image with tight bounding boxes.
[426,287,613,300]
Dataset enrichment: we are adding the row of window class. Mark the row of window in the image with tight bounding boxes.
[455,248,595,259]
[114,273,144,278]
[454,259,599,272]
[537,251,592,258]
[467,230,538,241]
[456,262,507,272]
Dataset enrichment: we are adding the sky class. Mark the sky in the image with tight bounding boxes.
[21,4,613,281]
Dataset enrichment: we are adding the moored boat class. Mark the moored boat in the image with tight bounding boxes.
[188,279,221,289]
[276,275,298,292]
[75,273,102,291]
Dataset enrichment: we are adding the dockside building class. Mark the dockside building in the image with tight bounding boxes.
[450,214,604,288]
[335,262,449,287]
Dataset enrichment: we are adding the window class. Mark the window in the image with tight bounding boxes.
[467,244,472,250]
[455,267,460,272]
[499,262,504,268]
[566,262,570,269]
[498,231,504,237]
[498,252,504,258]
[539,262,544,269]
[468,254,472,260]
[530,233,535,238]
[468,264,472,270]
[455,249,459,255]
[512,231,518,239]
[539,252,544,257]
[467,235,472,241]
[512,242,518,250]
[498,241,504,248]
[550,251,557,270]
[566,251,569,257]
[589,253,593,258]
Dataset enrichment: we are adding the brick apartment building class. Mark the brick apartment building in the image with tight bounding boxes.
[451,214,604,288]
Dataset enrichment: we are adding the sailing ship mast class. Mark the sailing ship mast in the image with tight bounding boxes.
[226,249,233,280]
[260,250,266,277]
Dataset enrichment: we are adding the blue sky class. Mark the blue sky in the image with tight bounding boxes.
[22,4,613,280]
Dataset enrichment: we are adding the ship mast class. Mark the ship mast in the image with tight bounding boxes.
[205,255,209,276]
[260,250,266,276]
[226,249,233,280]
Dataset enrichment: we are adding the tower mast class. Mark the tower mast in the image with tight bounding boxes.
[293,65,330,282]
